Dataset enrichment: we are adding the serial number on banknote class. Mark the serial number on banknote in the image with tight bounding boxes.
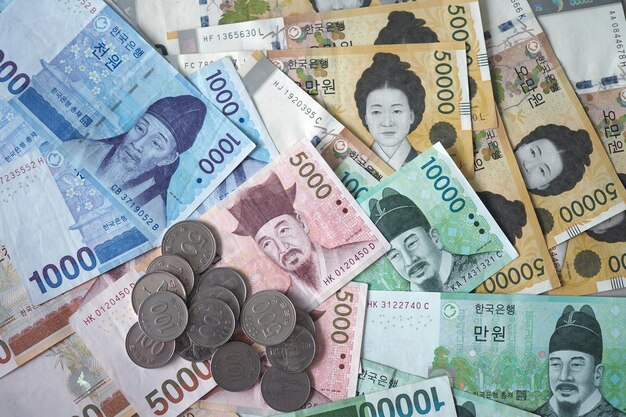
[111,184,160,231]
[450,251,504,291]
[272,81,323,124]
[74,0,98,14]
[0,158,45,185]
[79,283,135,325]
[205,29,265,42]
[329,244,378,283]
[367,300,431,310]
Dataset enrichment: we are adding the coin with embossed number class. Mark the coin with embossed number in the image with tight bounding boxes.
[197,268,247,306]
[162,221,216,274]
[295,309,315,336]
[187,298,235,348]
[175,332,216,362]
[132,271,187,313]
[241,291,296,346]
[146,255,195,294]
[266,325,315,373]
[125,323,175,369]
[211,342,260,391]
[192,285,240,321]
[260,367,311,412]
[138,291,188,342]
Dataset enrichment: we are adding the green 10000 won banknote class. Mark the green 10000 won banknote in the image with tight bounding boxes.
[362,290,626,417]
[358,358,540,417]
[354,143,518,293]
[255,376,458,417]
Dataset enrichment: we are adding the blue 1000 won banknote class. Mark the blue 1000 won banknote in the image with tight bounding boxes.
[186,57,278,213]
[0,0,255,304]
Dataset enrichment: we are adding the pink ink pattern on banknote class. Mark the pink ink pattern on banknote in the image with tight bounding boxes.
[199,140,389,311]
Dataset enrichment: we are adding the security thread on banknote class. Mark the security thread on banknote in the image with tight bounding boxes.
[284,0,495,130]
[551,86,626,295]
[487,18,626,247]
[266,43,474,177]
[470,111,560,294]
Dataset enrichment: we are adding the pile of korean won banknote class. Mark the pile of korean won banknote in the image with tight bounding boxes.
[1,0,626,416]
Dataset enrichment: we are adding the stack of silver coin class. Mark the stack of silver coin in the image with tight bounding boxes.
[125,221,317,411]
[126,221,247,368]
[239,290,317,412]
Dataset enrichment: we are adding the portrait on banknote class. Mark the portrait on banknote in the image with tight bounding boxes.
[309,0,370,12]
[228,171,369,301]
[374,11,439,44]
[477,191,527,245]
[354,53,427,170]
[534,305,626,417]
[368,187,500,292]
[63,95,207,227]
[371,11,477,102]
[513,124,592,197]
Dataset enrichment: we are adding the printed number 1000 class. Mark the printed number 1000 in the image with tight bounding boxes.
[29,247,97,294]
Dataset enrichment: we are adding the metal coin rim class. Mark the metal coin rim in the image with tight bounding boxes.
[295,308,316,336]
[260,367,311,412]
[241,290,296,346]
[175,333,216,363]
[125,322,176,369]
[192,284,240,322]
[132,271,187,314]
[211,341,261,392]
[186,298,236,348]
[198,267,247,306]
[146,254,195,294]
[161,220,216,274]
[266,325,316,373]
[138,291,189,342]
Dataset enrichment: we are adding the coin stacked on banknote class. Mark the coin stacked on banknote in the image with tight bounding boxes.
[125,221,316,408]
[125,221,237,368]
[224,290,316,411]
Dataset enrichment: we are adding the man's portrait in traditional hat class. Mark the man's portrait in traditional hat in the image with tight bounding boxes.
[64,95,207,227]
[228,171,366,301]
[456,401,476,417]
[534,305,626,417]
[369,188,499,292]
